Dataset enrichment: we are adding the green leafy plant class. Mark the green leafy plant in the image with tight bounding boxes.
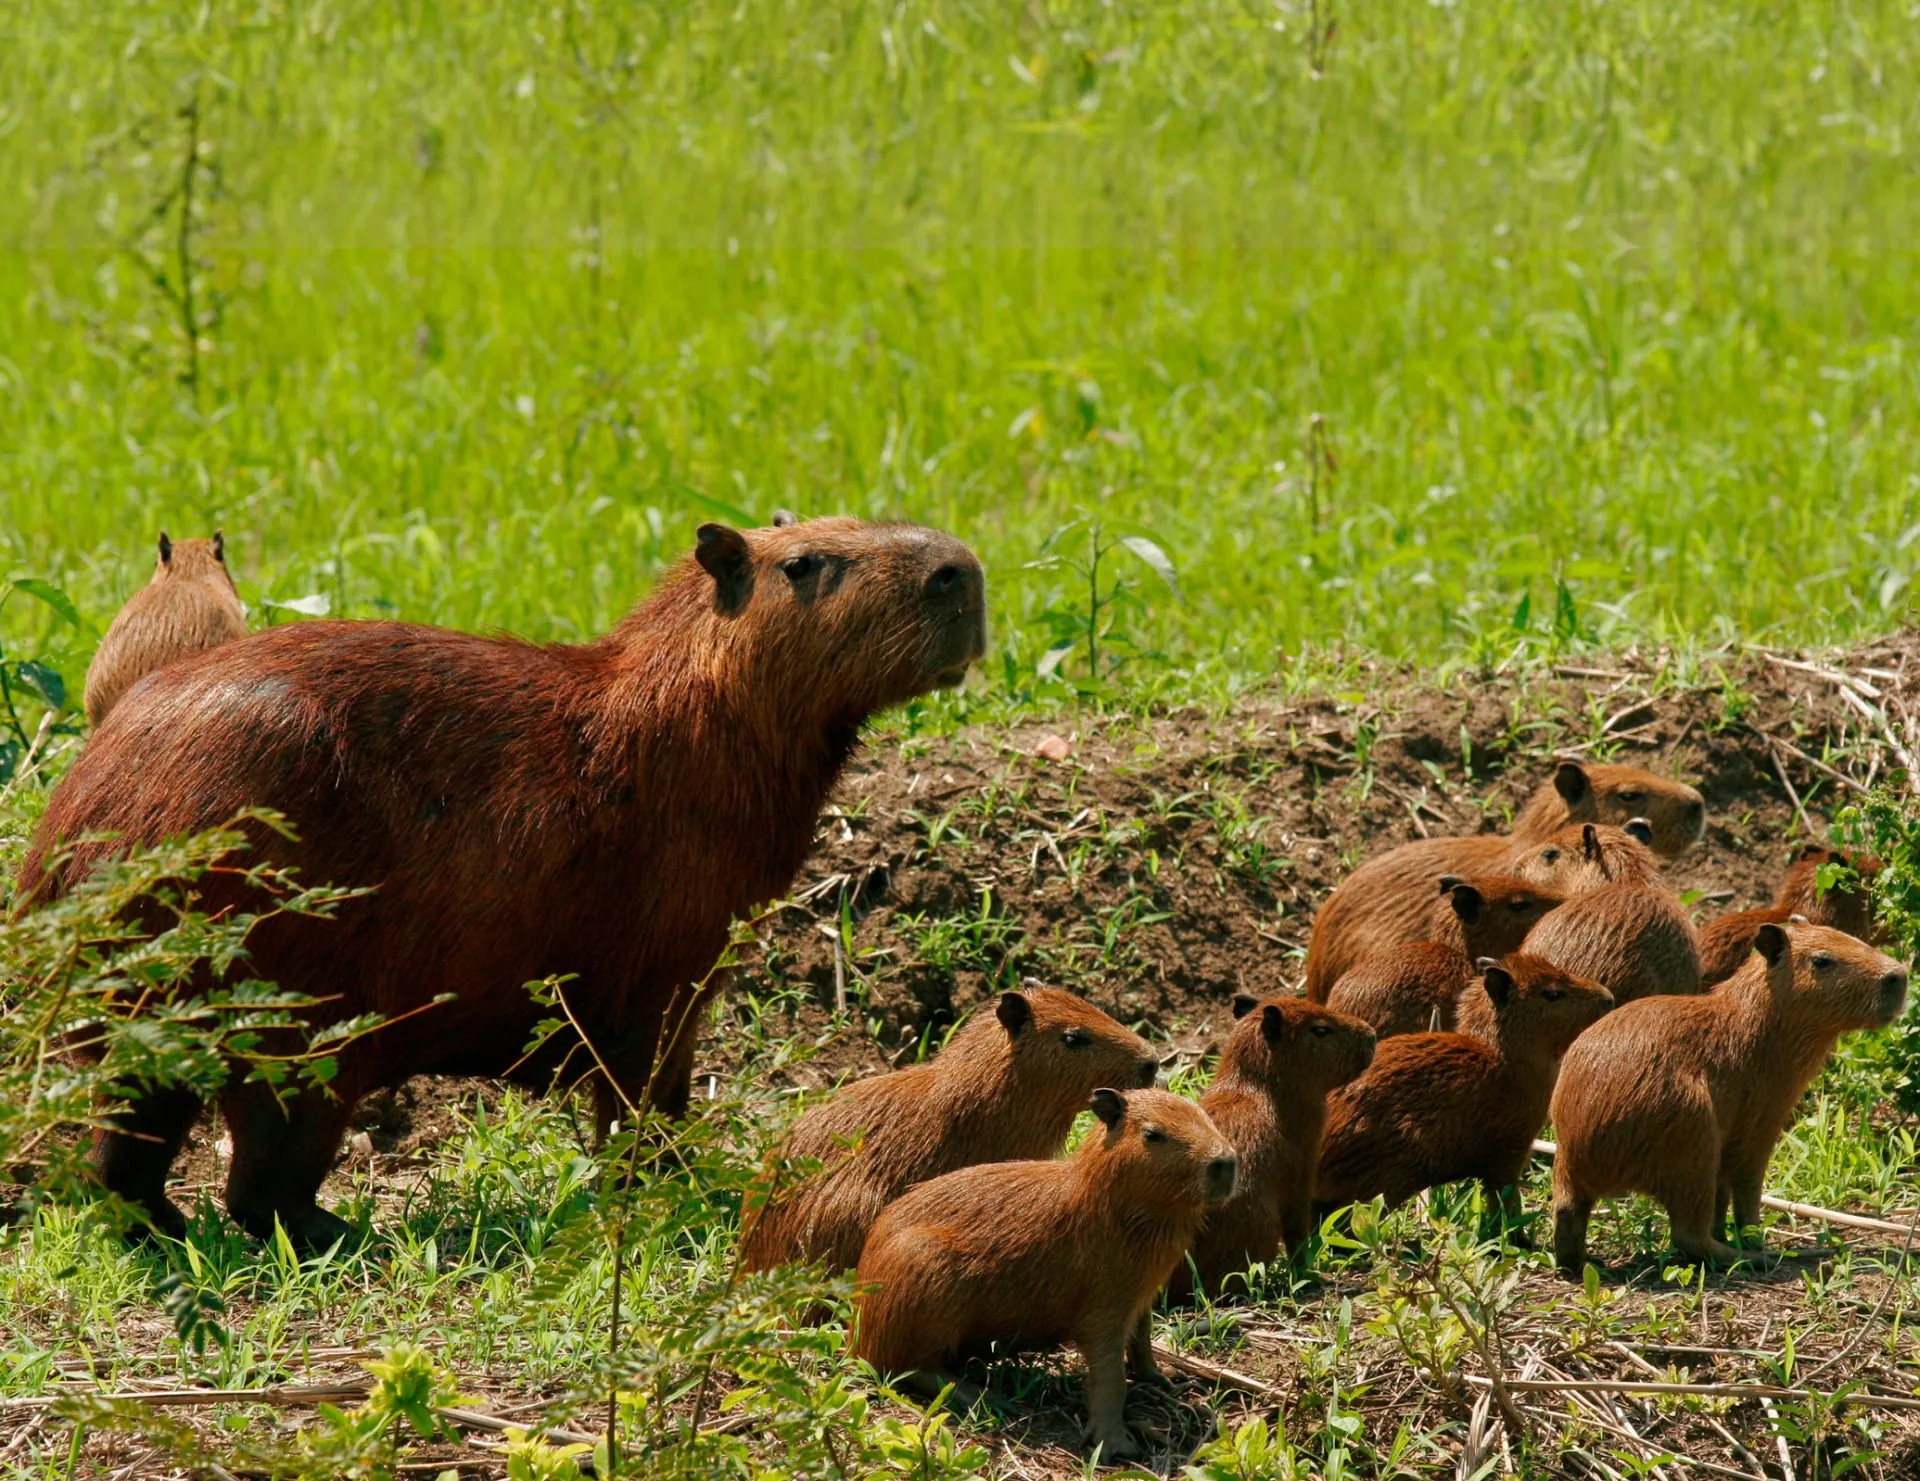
[1027,513,1181,695]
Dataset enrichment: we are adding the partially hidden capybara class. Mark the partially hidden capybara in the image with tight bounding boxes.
[1304,762,1703,999]
[852,1087,1237,1461]
[1170,995,1374,1298]
[1550,921,1908,1274]
[741,987,1158,1273]
[1326,874,1566,1037]
[1315,956,1613,1232]
[83,531,247,727]
[20,516,987,1246]
[1515,874,1701,1007]
[1698,845,1884,986]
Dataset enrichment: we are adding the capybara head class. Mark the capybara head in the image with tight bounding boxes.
[1510,821,1663,894]
[1752,921,1909,1031]
[1550,761,1704,858]
[1086,1087,1238,1208]
[1226,993,1376,1093]
[686,515,987,712]
[1431,874,1566,959]
[152,531,237,593]
[1471,953,1614,1059]
[993,986,1161,1093]
[1776,845,1883,941]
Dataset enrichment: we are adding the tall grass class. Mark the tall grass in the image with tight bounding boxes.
[4,0,1918,710]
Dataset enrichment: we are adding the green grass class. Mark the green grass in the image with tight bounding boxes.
[5,0,1920,720]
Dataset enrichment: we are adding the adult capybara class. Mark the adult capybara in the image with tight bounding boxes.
[1327,875,1566,1038]
[853,1087,1237,1462]
[21,516,986,1246]
[1550,922,1908,1275]
[1315,957,1613,1233]
[1304,762,1702,999]
[1172,995,1374,1297]
[84,531,247,726]
[741,988,1158,1273]
[1517,876,1700,1007]
[1698,846,1884,986]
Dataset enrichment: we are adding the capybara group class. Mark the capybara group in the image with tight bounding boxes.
[23,516,986,1245]
[1698,845,1883,985]
[742,988,1157,1273]
[853,1087,1237,1461]
[1304,762,1704,999]
[1551,922,1908,1274]
[1172,995,1375,1296]
[83,531,247,726]
[1316,957,1614,1229]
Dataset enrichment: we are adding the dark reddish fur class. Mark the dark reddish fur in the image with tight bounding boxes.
[852,1088,1236,1461]
[741,988,1157,1272]
[1315,955,1613,1225]
[1304,763,1703,1000]
[21,516,985,1245]
[1698,846,1884,986]
[1551,923,1908,1273]
[1172,997,1374,1297]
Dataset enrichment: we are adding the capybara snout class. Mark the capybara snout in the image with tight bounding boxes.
[1875,965,1909,1025]
[1133,1055,1162,1087]
[1205,1155,1239,1205]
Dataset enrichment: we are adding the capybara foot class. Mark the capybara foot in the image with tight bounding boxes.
[231,1200,356,1254]
[898,1368,990,1414]
[120,1195,189,1245]
[1086,1424,1142,1463]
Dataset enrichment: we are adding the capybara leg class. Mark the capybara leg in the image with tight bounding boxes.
[1125,1310,1169,1387]
[1665,1185,1749,1268]
[1714,1179,1733,1241]
[643,979,725,1119]
[1727,1166,1766,1247]
[94,1084,201,1240]
[1481,1180,1534,1249]
[1079,1336,1140,1461]
[221,1083,355,1251]
[1553,1195,1594,1278]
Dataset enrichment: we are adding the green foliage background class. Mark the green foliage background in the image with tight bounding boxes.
[4,0,1919,709]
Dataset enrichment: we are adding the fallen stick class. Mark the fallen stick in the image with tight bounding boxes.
[1460,1374,1920,1412]
[1152,1343,1288,1402]
[1528,1141,1919,1238]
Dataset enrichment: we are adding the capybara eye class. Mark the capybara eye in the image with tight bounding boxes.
[1618,789,1645,803]
[1142,1126,1167,1144]
[1543,988,1566,1001]
[1541,847,1560,864]
[781,554,819,581]
[1812,951,1837,970]
[1061,1028,1091,1049]
[1310,1024,1331,1038]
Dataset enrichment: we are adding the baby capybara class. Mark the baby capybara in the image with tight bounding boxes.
[741,987,1158,1273]
[1550,922,1908,1275]
[1172,995,1374,1297]
[1326,875,1566,1038]
[853,1087,1237,1462]
[1315,957,1613,1231]
[1517,877,1700,1006]
[1304,763,1701,999]
[22,516,986,1246]
[1698,845,1883,986]
[84,531,247,726]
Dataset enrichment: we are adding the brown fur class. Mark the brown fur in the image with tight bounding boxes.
[1517,880,1701,1006]
[741,988,1157,1272]
[84,533,247,726]
[1551,923,1908,1274]
[1315,956,1614,1224]
[21,516,986,1246]
[1170,996,1374,1298]
[1327,876,1568,1037]
[1304,763,1701,999]
[852,1087,1237,1461]
[1698,846,1884,986]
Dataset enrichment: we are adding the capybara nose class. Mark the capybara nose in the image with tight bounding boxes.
[1880,969,1909,1022]
[1135,1056,1161,1087]
[1205,1155,1239,1204]
[927,563,965,596]
[1597,988,1616,1008]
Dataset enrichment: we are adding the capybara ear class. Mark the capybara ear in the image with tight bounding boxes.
[1582,823,1602,860]
[1230,992,1259,1020]
[1481,961,1515,1009]
[1437,874,1465,896]
[211,530,226,562]
[1794,841,1831,863]
[695,523,754,610]
[1089,1087,1126,1129]
[1624,817,1654,846]
[1449,883,1485,923]
[995,991,1033,1037]
[158,531,173,565]
[771,508,798,527]
[1787,913,1809,926]
[1755,922,1790,966]
[1260,1003,1286,1043]
[1554,761,1590,804]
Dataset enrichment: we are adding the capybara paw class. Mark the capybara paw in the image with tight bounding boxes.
[121,1197,189,1245]
[1087,1425,1142,1462]
[232,1202,357,1253]
[1129,1366,1174,1391]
